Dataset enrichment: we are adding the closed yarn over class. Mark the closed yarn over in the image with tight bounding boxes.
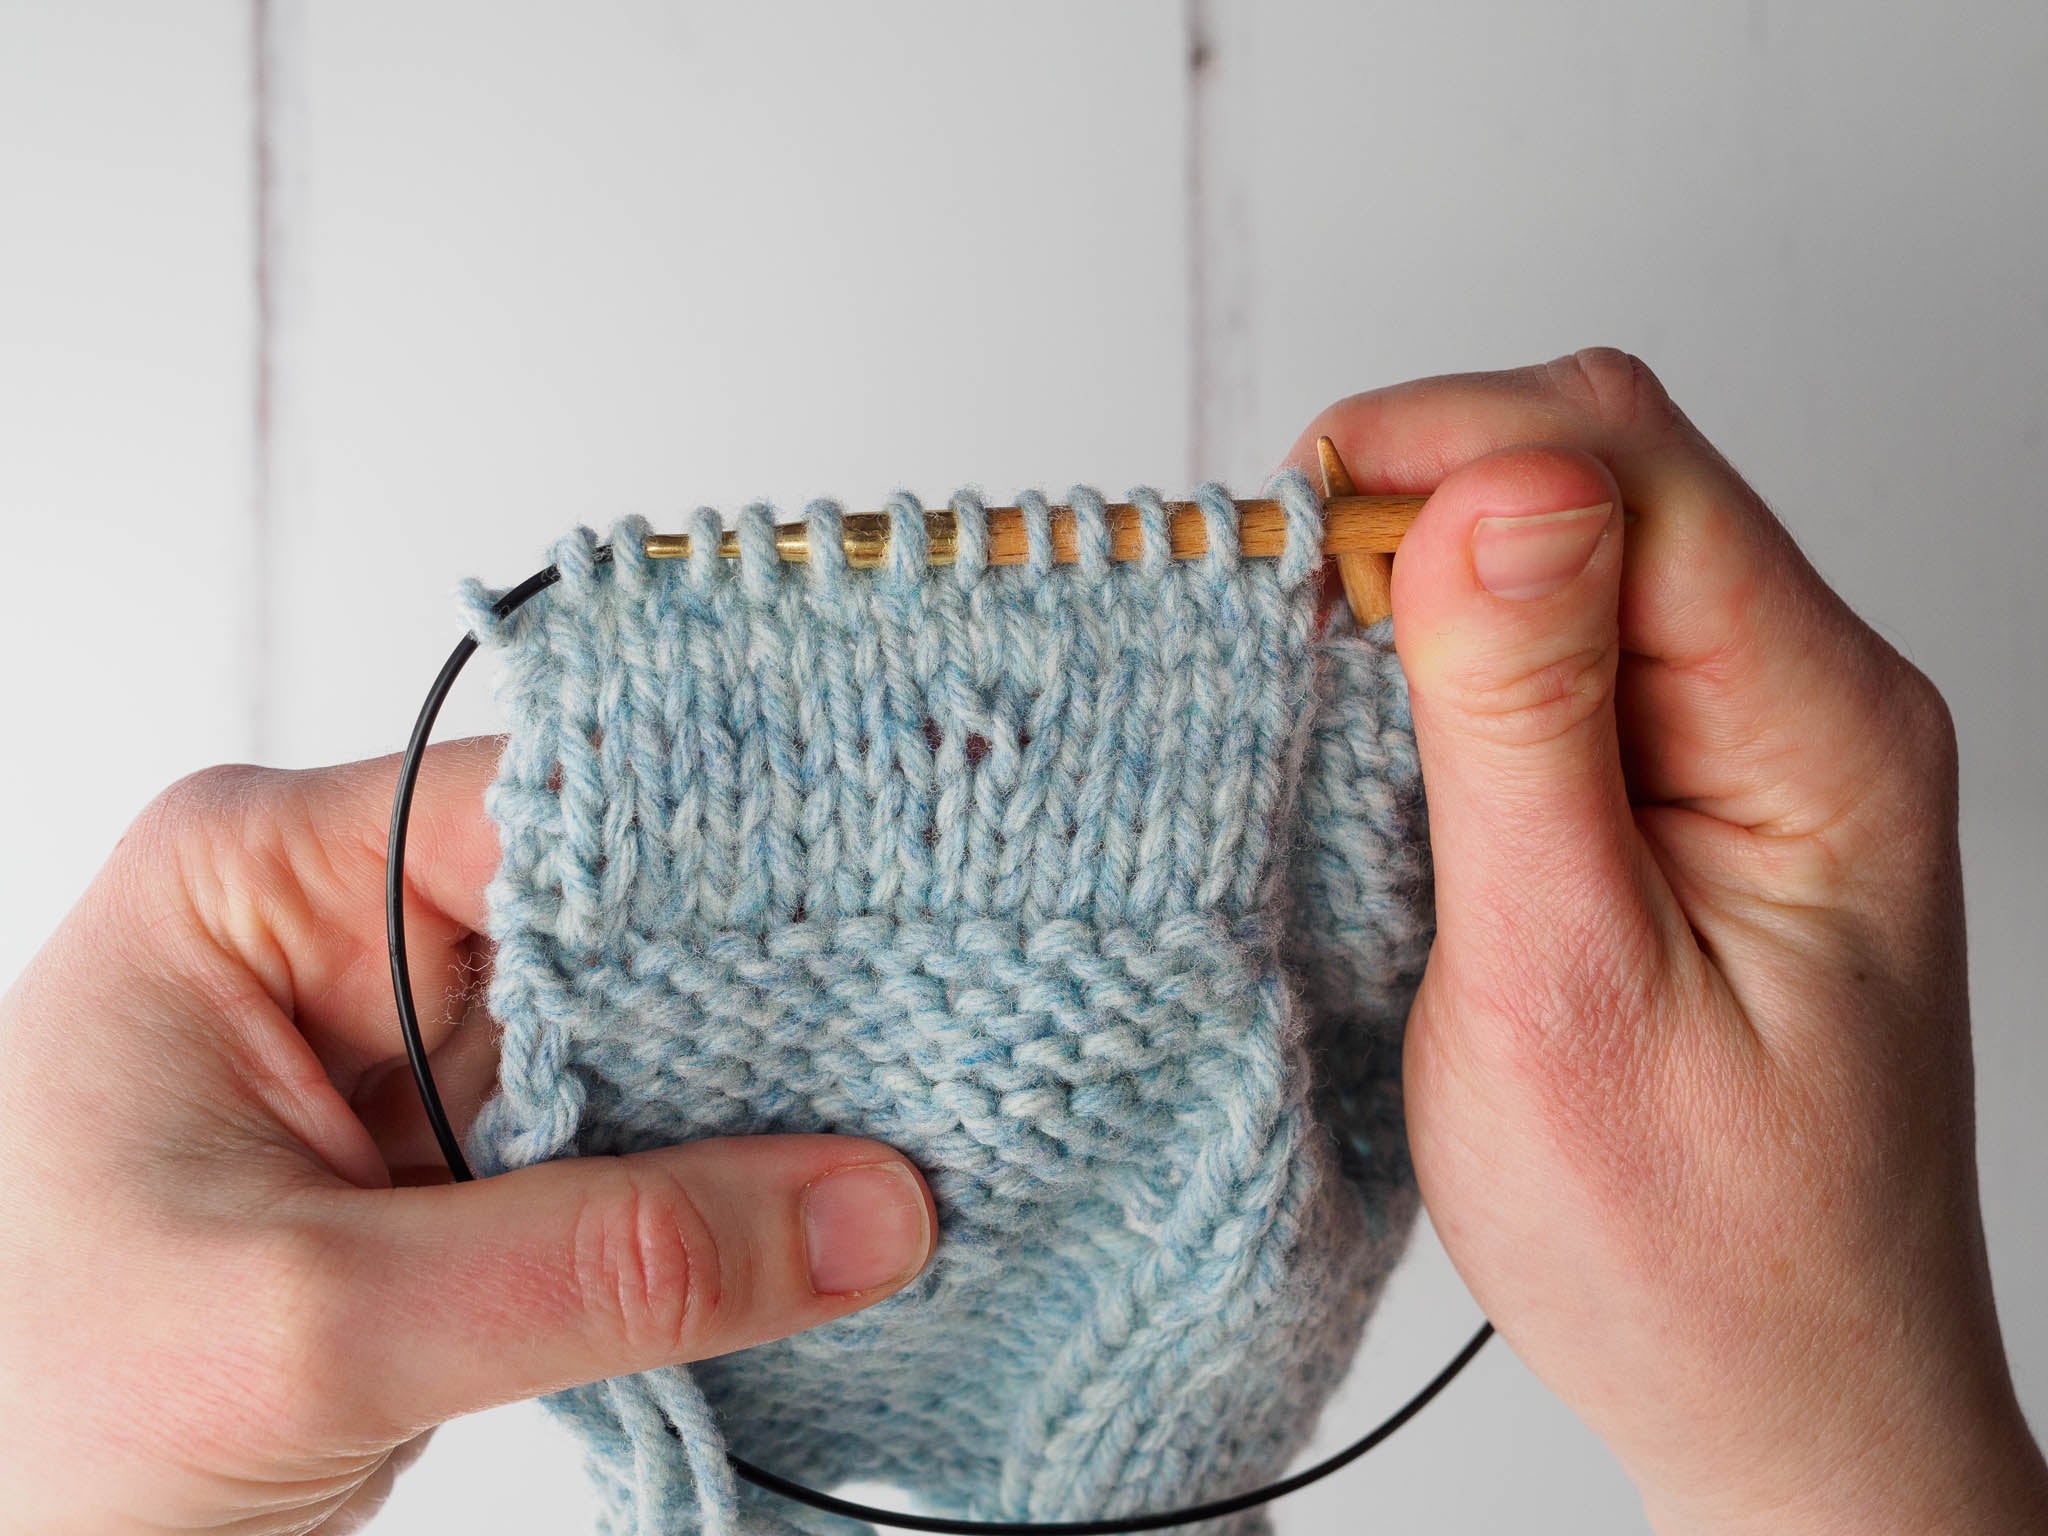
[460,473,1434,1536]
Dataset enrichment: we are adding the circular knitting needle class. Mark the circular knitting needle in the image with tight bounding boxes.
[387,528,1495,1534]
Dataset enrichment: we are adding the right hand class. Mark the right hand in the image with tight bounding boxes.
[1287,349,2048,1535]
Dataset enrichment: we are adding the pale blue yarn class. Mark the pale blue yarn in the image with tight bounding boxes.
[458,471,1434,1536]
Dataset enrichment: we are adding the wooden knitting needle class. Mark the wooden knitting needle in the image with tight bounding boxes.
[643,478,1425,572]
[1318,436,1395,627]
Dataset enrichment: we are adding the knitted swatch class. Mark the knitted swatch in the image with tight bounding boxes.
[460,473,1434,1536]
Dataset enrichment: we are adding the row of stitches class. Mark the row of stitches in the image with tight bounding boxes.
[525,472,1328,599]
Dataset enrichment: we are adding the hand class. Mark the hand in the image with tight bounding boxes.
[0,742,936,1534]
[1287,348,2048,1534]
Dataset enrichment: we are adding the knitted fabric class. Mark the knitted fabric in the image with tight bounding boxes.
[459,473,1434,1536]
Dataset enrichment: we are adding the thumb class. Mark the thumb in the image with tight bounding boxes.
[1392,444,1651,964]
[329,1134,934,1436]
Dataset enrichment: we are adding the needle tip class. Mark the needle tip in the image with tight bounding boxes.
[1315,436,1357,498]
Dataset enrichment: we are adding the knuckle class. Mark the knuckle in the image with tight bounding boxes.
[120,765,287,917]
[1429,641,1617,751]
[1893,662,1957,761]
[569,1163,724,1362]
[1883,660,1960,810]
[127,763,269,853]
[114,764,288,970]
[1546,346,1681,435]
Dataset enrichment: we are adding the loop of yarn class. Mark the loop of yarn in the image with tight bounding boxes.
[804,500,849,588]
[948,490,989,588]
[738,505,781,603]
[1194,482,1241,578]
[463,479,1432,1535]
[1016,488,1055,577]
[685,507,723,588]
[1128,486,1172,579]
[1066,485,1112,582]
[883,491,930,588]
[1270,467,1324,589]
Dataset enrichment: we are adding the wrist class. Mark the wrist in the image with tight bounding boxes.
[1643,1400,2048,1536]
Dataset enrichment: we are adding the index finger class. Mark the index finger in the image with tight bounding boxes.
[1288,348,1917,836]
[161,735,507,1087]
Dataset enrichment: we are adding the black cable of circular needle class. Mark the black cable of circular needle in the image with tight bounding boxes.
[385,545,1494,1533]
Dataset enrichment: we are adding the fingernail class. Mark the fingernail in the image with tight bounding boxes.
[801,1162,932,1296]
[1471,502,1613,600]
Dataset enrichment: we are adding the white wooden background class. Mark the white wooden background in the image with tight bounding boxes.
[4,3,2045,1531]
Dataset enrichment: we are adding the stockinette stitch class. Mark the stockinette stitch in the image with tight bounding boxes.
[459,472,1434,1536]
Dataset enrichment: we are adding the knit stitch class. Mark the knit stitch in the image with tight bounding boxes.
[460,473,1433,1536]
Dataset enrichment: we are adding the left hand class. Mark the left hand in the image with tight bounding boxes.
[0,742,936,1534]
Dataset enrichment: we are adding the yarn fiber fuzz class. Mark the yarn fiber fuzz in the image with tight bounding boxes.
[460,472,1434,1535]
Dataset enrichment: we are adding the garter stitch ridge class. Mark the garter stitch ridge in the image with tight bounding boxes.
[460,472,1434,1536]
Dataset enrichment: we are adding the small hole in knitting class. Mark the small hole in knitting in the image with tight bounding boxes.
[922,716,943,755]
[792,898,807,923]
[1018,729,1033,750]
[965,732,990,764]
